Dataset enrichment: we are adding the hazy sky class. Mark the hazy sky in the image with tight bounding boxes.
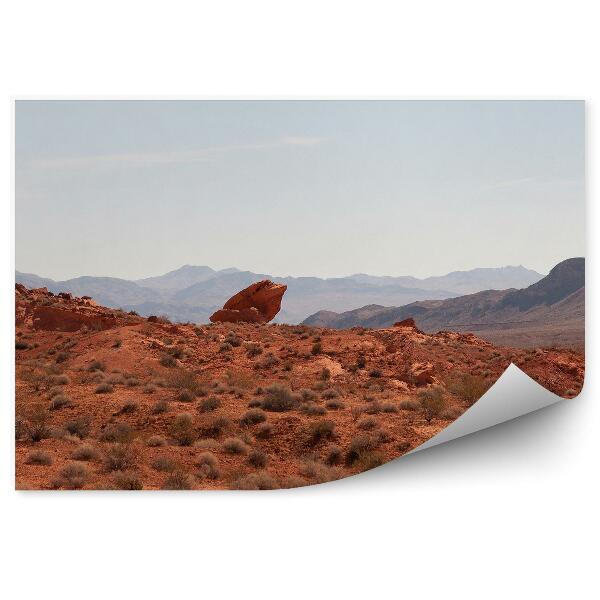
[16,100,585,280]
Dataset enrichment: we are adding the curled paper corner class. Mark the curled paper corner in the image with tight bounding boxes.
[409,363,565,455]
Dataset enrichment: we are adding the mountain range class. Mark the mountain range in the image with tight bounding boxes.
[15,264,543,325]
[302,258,585,348]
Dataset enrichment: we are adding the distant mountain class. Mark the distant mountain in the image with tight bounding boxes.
[302,258,584,348]
[15,263,545,325]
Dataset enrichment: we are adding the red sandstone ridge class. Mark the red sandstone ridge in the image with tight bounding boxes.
[393,318,423,333]
[210,280,287,324]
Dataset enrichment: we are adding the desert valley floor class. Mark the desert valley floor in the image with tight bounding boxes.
[15,285,584,490]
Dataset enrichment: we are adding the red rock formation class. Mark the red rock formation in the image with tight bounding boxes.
[393,317,423,333]
[210,280,287,324]
[32,305,117,332]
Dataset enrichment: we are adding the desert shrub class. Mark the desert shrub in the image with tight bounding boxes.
[355,450,385,471]
[152,455,178,472]
[88,360,105,372]
[71,444,99,461]
[418,386,446,422]
[166,346,184,359]
[357,416,378,431]
[199,396,220,412]
[196,452,220,479]
[222,437,248,454]
[48,394,73,410]
[320,367,331,381]
[381,402,398,413]
[47,386,63,399]
[24,404,50,442]
[325,398,345,410]
[258,352,279,368]
[26,450,53,466]
[103,443,136,471]
[225,331,241,347]
[398,398,420,411]
[321,388,339,400]
[260,385,299,412]
[99,423,134,443]
[53,462,89,489]
[16,341,29,350]
[247,449,268,468]
[169,413,196,446]
[118,400,138,414]
[254,422,273,439]
[65,416,91,439]
[369,369,383,378]
[247,398,261,408]
[113,470,143,490]
[345,435,377,465]
[231,471,279,490]
[146,435,167,447]
[219,342,233,352]
[162,471,194,490]
[194,438,220,450]
[356,355,366,369]
[167,369,204,396]
[440,406,463,420]
[107,373,124,384]
[151,400,169,414]
[300,402,326,416]
[299,388,316,402]
[308,420,335,445]
[176,389,194,402]
[244,341,263,358]
[159,353,177,367]
[95,382,113,394]
[240,408,266,427]
[143,383,157,394]
[203,415,232,438]
[55,351,69,363]
[125,377,140,387]
[50,374,70,385]
[112,339,122,348]
[325,445,343,466]
[447,374,490,406]
[311,341,322,355]
[300,459,341,484]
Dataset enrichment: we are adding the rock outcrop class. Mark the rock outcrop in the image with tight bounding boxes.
[210,280,287,324]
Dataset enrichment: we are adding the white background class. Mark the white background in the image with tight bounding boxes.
[1,2,597,599]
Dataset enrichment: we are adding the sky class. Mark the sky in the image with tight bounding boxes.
[15,100,585,281]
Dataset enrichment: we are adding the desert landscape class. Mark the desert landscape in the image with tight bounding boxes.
[15,273,584,490]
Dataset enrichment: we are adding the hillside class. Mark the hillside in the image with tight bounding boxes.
[15,284,583,490]
[303,258,585,348]
[15,264,543,325]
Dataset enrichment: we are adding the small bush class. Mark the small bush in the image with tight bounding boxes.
[231,471,278,490]
[113,470,143,490]
[222,437,248,454]
[50,374,70,385]
[196,452,220,479]
[447,374,490,406]
[247,449,268,467]
[240,408,267,427]
[26,450,53,466]
[16,341,29,350]
[99,423,134,443]
[346,435,376,466]
[369,369,383,378]
[152,455,178,472]
[48,394,73,410]
[118,400,138,414]
[355,450,385,471]
[325,398,345,410]
[357,416,378,431]
[125,377,140,387]
[71,444,99,461]
[203,415,232,438]
[103,443,136,471]
[88,360,105,372]
[299,388,316,402]
[64,416,91,439]
[25,404,50,442]
[147,435,167,447]
[54,462,89,489]
[300,402,326,416]
[254,422,273,439]
[194,438,220,450]
[143,384,157,395]
[398,398,420,411]
[308,420,335,445]
[418,386,446,422]
[325,445,343,466]
[381,402,398,413]
[95,382,114,394]
[260,385,299,412]
[321,388,339,400]
[199,396,220,412]
[245,342,263,358]
[162,471,194,490]
[112,339,122,348]
[311,341,322,355]
[300,460,341,484]
[169,413,196,446]
[159,353,177,368]
[176,389,194,402]
[151,400,169,414]
[55,352,69,363]
[320,367,331,381]
[356,355,366,369]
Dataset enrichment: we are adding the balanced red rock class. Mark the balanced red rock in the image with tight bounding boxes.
[210,280,287,324]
